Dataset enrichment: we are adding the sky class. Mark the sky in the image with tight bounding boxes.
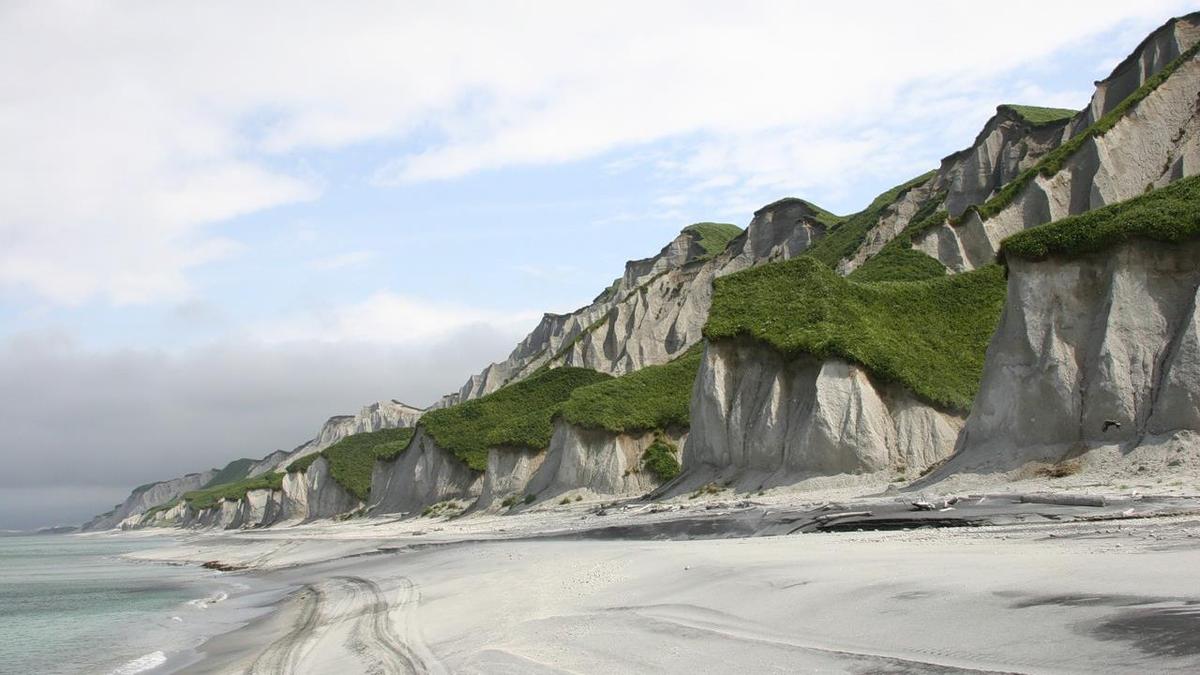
[0,0,1193,529]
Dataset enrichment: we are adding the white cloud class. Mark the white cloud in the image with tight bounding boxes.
[254,291,541,345]
[0,0,1190,304]
[308,250,376,272]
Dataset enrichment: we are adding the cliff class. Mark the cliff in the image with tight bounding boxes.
[82,471,215,531]
[926,178,1200,480]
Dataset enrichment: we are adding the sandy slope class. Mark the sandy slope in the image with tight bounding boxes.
[121,481,1200,675]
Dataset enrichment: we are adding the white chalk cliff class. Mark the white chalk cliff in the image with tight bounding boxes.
[930,240,1200,476]
[678,341,963,490]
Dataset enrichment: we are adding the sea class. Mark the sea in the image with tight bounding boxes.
[0,533,240,674]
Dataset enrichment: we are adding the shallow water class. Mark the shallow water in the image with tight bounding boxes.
[0,534,224,674]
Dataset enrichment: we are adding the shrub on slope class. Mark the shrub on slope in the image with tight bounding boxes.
[286,427,417,501]
[683,222,743,259]
[705,257,1006,411]
[803,171,935,268]
[560,344,702,433]
[181,472,285,511]
[999,174,1200,261]
[421,367,612,471]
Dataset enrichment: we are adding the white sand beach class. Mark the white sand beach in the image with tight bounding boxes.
[122,482,1200,674]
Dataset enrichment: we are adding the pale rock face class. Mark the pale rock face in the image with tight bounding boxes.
[680,341,962,489]
[82,471,216,531]
[295,457,361,520]
[935,240,1200,475]
[474,447,547,510]
[271,399,425,471]
[436,201,833,407]
[368,429,481,515]
[526,422,686,501]
[915,22,1200,272]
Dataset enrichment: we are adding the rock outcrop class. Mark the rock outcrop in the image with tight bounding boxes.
[437,202,842,408]
[929,240,1200,476]
[83,471,216,531]
[368,429,482,515]
[913,14,1200,272]
[472,421,686,509]
[272,399,425,470]
[678,341,963,490]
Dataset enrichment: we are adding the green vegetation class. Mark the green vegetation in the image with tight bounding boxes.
[181,472,284,511]
[142,499,179,519]
[322,427,416,500]
[130,481,161,495]
[1000,175,1200,261]
[559,344,702,433]
[999,104,1077,127]
[683,222,743,259]
[422,367,612,471]
[849,247,946,282]
[803,172,936,268]
[705,257,1007,410]
[641,436,681,482]
[286,427,417,500]
[286,452,321,474]
[202,458,256,489]
[969,41,1200,223]
[849,191,949,282]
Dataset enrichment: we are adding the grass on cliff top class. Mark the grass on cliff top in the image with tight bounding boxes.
[284,427,415,501]
[422,366,612,471]
[1000,174,1200,262]
[967,41,1200,223]
[849,190,949,283]
[803,171,936,269]
[559,344,703,433]
[181,472,284,511]
[683,222,743,259]
[704,257,1007,411]
[201,458,257,489]
[998,104,1077,127]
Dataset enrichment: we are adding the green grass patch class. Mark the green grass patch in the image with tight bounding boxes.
[683,222,743,259]
[968,41,1200,223]
[849,190,949,282]
[181,472,285,511]
[286,452,321,474]
[998,104,1077,127]
[285,427,417,500]
[803,172,935,268]
[705,257,1007,410]
[999,175,1200,262]
[641,436,681,482]
[202,458,257,489]
[142,499,179,519]
[320,427,416,501]
[421,367,612,471]
[559,344,702,433]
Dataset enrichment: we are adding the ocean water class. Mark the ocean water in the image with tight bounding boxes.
[0,534,227,674]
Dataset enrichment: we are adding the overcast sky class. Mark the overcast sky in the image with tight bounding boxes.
[0,0,1192,529]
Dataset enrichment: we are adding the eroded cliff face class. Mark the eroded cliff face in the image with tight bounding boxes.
[678,341,963,490]
[272,400,425,470]
[472,421,686,509]
[914,17,1200,272]
[930,240,1200,476]
[437,203,834,408]
[368,429,481,515]
[83,471,215,531]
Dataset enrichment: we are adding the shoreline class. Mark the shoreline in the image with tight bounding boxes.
[109,484,1200,673]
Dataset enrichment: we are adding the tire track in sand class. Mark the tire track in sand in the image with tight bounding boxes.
[335,575,442,675]
[247,584,323,675]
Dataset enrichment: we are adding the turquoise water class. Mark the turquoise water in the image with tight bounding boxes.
[0,534,219,674]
